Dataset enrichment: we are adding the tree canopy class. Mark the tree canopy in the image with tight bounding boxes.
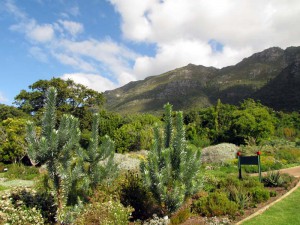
[14,78,104,129]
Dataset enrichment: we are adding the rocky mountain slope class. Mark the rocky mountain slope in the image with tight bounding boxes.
[104,46,300,113]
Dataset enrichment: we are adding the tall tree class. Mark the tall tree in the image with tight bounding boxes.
[15,78,103,129]
[26,87,118,224]
[0,104,29,121]
[141,103,202,214]
[82,113,117,191]
[26,87,83,223]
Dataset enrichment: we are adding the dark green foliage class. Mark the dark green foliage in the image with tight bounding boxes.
[120,172,157,221]
[15,78,103,130]
[113,113,159,153]
[0,104,29,121]
[192,192,238,217]
[10,189,57,224]
[141,103,202,214]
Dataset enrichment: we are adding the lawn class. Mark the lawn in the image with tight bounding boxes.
[242,187,300,225]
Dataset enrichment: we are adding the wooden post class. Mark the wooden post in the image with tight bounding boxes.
[257,151,262,182]
[237,151,242,179]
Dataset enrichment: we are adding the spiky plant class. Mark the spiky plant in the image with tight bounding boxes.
[26,87,83,222]
[82,113,117,191]
[141,103,202,214]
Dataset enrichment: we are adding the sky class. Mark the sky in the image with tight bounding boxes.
[1,0,300,105]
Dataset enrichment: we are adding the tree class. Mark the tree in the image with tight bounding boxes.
[230,99,275,144]
[26,87,83,223]
[0,118,28,163]
[15,78,104,129]
[0,104,29,121]
[26,87,117,224]
[82,113,117,191]
[140,103,202,214]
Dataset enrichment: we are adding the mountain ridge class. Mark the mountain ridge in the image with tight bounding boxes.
[104,46,300,113]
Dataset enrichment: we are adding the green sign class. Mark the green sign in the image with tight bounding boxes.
[237,152,261,181]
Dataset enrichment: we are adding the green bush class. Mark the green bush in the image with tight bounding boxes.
[227,185,251,210]
[250,187,270,203]
[120,171,157,221]
[4,164,39,180]
[192,192,238,217]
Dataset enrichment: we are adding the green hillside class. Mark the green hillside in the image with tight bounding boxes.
[104,46,300,113]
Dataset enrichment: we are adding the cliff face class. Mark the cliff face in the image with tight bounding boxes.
[104,46,300,114]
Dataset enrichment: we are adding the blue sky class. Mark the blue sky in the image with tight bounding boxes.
[1,0,300,105]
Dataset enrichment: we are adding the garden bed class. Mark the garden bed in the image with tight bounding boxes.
[180,176,300,225]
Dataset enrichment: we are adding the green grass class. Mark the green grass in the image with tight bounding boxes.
[0,179,35,188]
[0,184,8,191]
[242,187,300,225]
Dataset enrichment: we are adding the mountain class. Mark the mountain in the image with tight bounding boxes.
[104,46,300,113]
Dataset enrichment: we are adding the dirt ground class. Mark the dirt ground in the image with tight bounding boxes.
[181,166,300,225]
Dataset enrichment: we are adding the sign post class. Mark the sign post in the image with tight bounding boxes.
[237,151,261,181]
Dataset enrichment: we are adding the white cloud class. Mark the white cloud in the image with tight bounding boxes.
[29,46,48,62]
[56,38,139,85]
[61,73,117,92]
[0,92,8,104]
[110,0,300,75]
[28,23,54,42]
[52,52,97,72]
[6,0,300,94]
[58,20,83,37]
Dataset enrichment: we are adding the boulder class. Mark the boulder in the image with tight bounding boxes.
[201,143,239,164]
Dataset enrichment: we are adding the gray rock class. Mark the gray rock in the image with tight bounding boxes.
[201,143,239,164]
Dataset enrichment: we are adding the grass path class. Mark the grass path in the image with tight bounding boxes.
[241,187,300,225]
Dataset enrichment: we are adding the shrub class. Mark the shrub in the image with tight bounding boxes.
[275,148,300,164]
[226,185,251,210]
[74,199,132,225]
[141,103,202,214]
[120,171,157,221]
[192,192,238,217]
[0,190,44,225]
[262,171,284,187]
[9,188,57,224]
[249,187,270,203]
[202,172,221,192]
[170,208,191,225]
